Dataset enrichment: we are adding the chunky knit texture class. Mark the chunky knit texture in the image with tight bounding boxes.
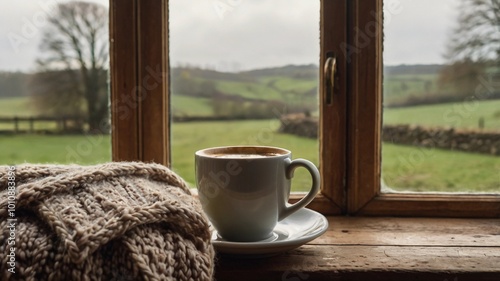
[0,162,214,281]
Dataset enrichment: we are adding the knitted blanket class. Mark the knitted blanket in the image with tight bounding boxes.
[0,162,214,281]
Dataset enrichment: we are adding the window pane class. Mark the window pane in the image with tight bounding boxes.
[169,0,320,190]
[0,0,111,165]
[382,0,500,193]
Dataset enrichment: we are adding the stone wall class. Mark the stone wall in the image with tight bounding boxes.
[382,125,500,156]
[279,113,318,139]
[279,114,500,156]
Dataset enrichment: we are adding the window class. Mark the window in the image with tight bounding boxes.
[110,0,500,217]
[345,0,500,217]
[168,0,320,191]
[1,0,111,165]
[381,0,500,194]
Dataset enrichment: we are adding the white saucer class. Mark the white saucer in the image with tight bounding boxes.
[211,208,328,257]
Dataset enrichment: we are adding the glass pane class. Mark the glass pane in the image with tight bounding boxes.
[382,0,500,193]
[169,0,320,191]
[0,1,111,164]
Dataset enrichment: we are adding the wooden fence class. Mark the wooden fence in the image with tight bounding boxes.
[0,116,84,134]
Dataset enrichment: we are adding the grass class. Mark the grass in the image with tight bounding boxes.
[171,120,319,189]
[0,134,111,165]
[261,76,318,93]
[216,81,283,100]
[0,120,319,191]
[171,95,213,117]
[1,119,498,194]
[383,73,438,104]
[0,97,33,117]
[1,93,499,193]
[0,97,60,130]
[382,143,500,193]
[384,99,500,130]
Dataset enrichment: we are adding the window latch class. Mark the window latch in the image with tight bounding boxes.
[323,53,337,106]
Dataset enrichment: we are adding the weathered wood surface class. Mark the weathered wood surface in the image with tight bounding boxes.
[214,217,500,281]
[313,217,500,246]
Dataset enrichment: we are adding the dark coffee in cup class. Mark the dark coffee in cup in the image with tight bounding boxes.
[211,153,280,159]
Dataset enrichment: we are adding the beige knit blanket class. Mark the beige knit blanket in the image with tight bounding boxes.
[0,162,214,281]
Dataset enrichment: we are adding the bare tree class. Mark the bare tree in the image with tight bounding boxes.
[32,1,108,133]
[438,0,499,98]
[445,0,500,62]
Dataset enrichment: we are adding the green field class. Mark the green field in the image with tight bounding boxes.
[0,97,33,117]
[382,143,499,193]
[384,99,500,130]
[0,69,500,192]
[171,95,213,117]
[0,134,111,164]
[384,73,438,105]
[171,66,319,117]
[261,76,318,93]
[171,120,319,189]
[0,119,499,193]
[216,80,283,100]
[10,89,496,131]
[0,97,59,130]
[0,120,318,191]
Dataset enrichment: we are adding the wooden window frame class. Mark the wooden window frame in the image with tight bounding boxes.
[110,0,170,165]
[346,0,500,218]
[110,0,500,218]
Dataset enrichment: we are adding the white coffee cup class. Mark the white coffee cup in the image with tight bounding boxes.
[195,146,320,242]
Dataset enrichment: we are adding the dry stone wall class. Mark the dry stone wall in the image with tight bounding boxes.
[382,125,500,156]
[279,114,500,156]
[279,113,318,139]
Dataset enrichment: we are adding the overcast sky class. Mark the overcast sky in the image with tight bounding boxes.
[0,0,459,72]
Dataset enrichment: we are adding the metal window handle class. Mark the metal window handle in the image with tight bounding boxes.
[323,55,337,105]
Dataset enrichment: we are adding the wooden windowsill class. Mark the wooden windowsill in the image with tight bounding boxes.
[214,216,500,281]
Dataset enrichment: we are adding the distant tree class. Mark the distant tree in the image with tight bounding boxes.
[445,0,500,62]
[31,1,108,133]
[30,69,84,116]
[438,0,498,98]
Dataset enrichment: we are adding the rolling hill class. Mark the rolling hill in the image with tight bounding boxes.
[3,64,498,119]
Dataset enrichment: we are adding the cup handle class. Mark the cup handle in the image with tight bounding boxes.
[278,158,320,221]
